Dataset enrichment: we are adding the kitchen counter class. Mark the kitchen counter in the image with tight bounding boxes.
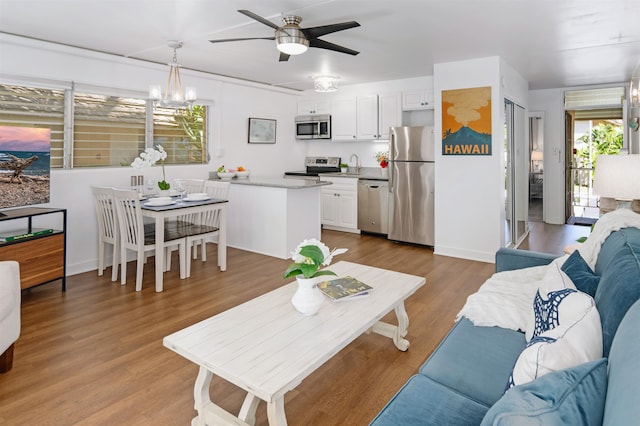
[221,176,326,259]
[320,167,388,181]
[226,176,332,189]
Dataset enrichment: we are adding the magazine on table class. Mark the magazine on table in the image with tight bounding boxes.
[317,276,373,302]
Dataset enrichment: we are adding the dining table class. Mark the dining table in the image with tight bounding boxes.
[141,197,228,292]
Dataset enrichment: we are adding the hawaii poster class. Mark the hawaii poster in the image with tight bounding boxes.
[442,86,492,155]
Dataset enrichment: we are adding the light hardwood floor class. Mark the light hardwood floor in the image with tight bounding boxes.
[0,224,586,425]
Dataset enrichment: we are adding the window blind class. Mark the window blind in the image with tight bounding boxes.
[564,87,625,109]
[73,93,146,167]
[0,84,65,168]
[152,105,207,165]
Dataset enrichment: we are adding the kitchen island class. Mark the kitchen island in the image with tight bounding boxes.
[222,177,331,259]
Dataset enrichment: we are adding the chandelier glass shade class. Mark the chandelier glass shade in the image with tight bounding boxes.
[314,76,339,92]
[149,41,196,109]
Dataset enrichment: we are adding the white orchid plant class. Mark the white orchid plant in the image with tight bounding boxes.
[131,145,170,190]
[284,239,348,279]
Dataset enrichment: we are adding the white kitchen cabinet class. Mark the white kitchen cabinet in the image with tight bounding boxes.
[402,89,434,110]
[320,176,359,233]
[356,94,378,140]
[356,93,401,140]
[331,97,358,141]
[297,99,331,115]
[377,92,402,139]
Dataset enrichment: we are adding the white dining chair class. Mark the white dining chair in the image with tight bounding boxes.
[186,180,230,276]
[91,186,119,282]
[165,180,230,277]
[175,178,206,244]
[112,188,188,291]
[180,179,205,195]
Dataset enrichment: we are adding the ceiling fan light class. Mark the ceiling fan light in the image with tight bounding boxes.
[314,76,339,92]
[276,27,309,55]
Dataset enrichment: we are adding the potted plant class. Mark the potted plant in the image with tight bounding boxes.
[131,145,170,192]
[376,151,389,177]
[340,163,349,173]
[284,239,347,315]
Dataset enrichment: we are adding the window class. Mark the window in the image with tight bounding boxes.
[73,92,146,167]
[0,84,65,168]
[153,105,207,164]
[0,83,208,168]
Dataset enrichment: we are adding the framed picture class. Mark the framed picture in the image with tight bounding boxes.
[248,118,276,144]
[442,86,492,156]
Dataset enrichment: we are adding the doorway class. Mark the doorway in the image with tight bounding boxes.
[565,109,623,225]
[529,115,544,222]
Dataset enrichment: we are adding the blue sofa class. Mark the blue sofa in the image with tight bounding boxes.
[371,227,640,425]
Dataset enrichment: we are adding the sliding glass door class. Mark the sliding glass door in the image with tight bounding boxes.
[504,99,528,247]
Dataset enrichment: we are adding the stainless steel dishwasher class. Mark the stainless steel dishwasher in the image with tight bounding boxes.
[358,179,389,234]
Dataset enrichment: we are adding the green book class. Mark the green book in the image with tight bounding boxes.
[317,276,373,302]
[0,228,54,242]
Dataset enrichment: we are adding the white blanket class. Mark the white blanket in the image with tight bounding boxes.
[456,209,640,331]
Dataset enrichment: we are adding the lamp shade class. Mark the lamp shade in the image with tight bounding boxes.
[531,150,543,161]
[593,154,640,200]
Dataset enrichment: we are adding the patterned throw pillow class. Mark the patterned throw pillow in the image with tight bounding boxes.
[525,263,581,342]
[531,288,577,338]
[507,291,602,389]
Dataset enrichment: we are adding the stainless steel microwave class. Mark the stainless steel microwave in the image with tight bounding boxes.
[295,114,331,140]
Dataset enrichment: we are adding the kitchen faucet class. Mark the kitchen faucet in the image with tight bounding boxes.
[350,154,361,173]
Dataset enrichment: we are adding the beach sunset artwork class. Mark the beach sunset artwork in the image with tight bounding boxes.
[0,126,51,209]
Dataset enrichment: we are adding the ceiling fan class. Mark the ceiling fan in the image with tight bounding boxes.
[209,9,361,62]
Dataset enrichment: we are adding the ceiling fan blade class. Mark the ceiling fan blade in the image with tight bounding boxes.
[301,21,360,39]
[238,9,280,30]
[279,52,290,62]
[309,38,359,56]
[209,37,275,43]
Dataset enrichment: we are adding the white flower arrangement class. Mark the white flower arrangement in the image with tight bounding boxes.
[131,145,170,190]
[284,238,348,279]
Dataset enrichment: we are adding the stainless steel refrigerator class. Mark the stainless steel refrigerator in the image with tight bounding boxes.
[388,126,435,246]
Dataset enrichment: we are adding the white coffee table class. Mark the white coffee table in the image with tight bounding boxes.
[163,261,425,426]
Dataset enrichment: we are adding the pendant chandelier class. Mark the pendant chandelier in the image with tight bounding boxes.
[149,41,197,109]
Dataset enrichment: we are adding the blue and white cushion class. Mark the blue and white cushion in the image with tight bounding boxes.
[525,263,580,341]
[509,290,602,388]
[531,288,576,338]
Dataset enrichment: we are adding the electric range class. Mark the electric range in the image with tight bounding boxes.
[284,156,341,179]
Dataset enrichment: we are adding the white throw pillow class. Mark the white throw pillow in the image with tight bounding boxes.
[508,292,602,388]
[525,263,580,341]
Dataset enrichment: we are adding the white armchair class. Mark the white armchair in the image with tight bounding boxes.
[0,261,20,373]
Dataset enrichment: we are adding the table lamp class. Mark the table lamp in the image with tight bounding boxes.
[531,150,543,171]
[593,154,640,210]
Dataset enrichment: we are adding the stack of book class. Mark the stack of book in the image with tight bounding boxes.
[317,276,373,302]
[0,228,54,242]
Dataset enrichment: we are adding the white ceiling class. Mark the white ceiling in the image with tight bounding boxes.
[1,0,639,92]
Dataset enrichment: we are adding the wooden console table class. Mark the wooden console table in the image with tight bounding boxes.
[0,207,67,291]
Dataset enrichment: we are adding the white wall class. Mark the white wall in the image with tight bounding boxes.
[433,56,528,262]
[0,34,302,275]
